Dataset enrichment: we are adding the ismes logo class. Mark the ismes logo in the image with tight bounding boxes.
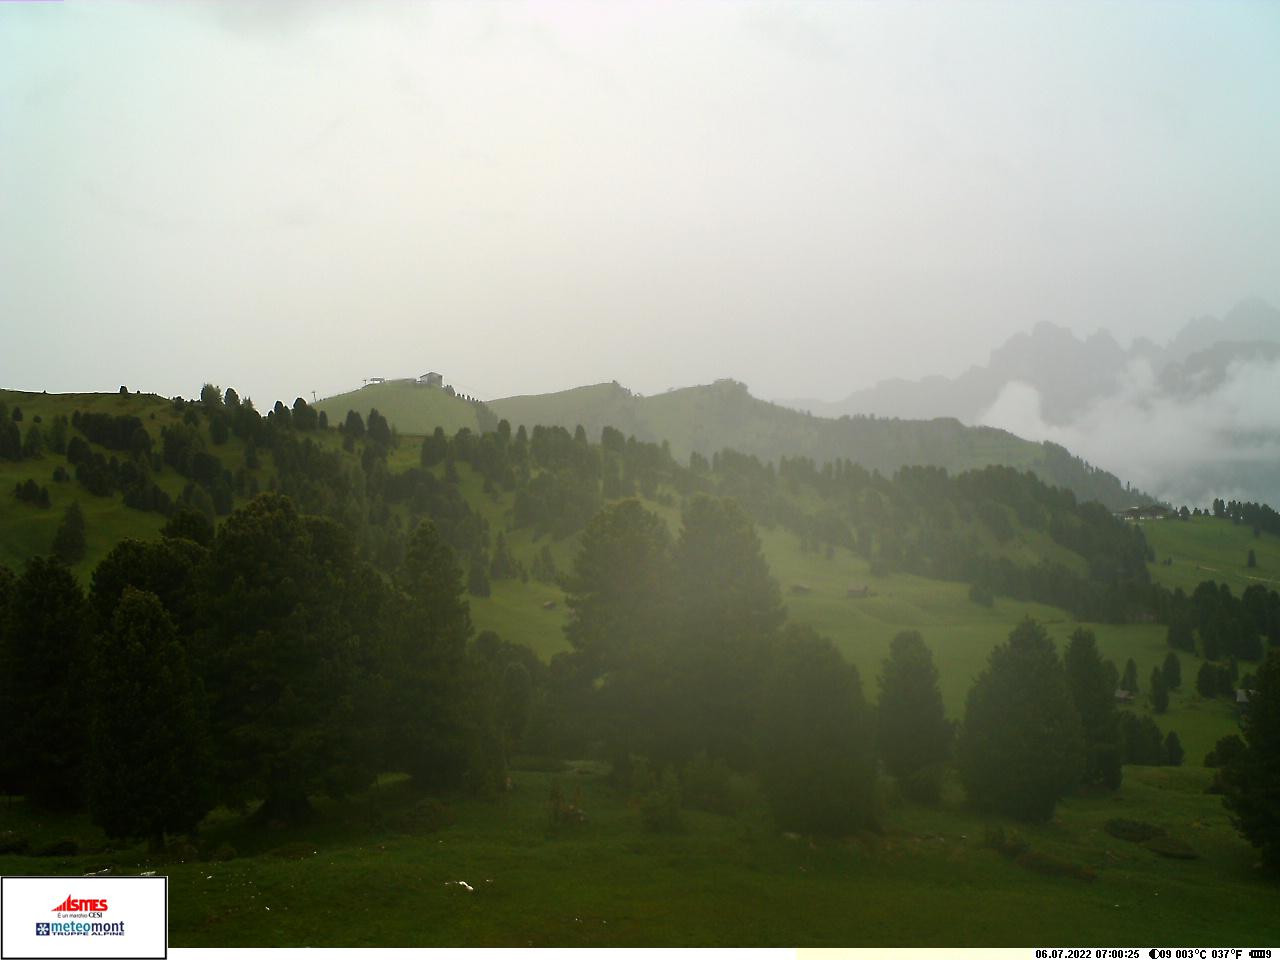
[52,896,108,913]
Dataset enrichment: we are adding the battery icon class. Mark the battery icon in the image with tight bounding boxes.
[1248,951,1270,958]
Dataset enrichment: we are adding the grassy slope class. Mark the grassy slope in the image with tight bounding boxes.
[314,382,484,436]
[489,382,647,439]
[0,390,184,575]
[1142,515,1280,594]
[1,763,1273,947]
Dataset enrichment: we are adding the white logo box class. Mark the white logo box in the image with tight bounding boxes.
[1,876,167,960]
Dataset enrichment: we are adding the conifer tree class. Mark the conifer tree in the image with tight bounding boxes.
[197,494,382,819]
[876,631,952,795]
[88,588,211,844]
[672,495,785,767]
[0,558,88,807]
[1197,661,1220,698]
[387,520,474,789]
[51,501,87,564]
[1121,657,1139,695]
[1150,665,1169,714]
[759,625,877,834]
[958,619,1085,821]
[1064,628,1121,789]
[1221,650,1280,867]
[1164,731,1184,767]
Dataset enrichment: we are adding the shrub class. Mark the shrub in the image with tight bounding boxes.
[1204,734,1246,768]
[680,753,748,816]
[268,842,316,860]
[1015,850,1097,882]
[1090,742,1123,791]
[33,838,79,857]
[548,780,587,831]
[986,825,1095,881]
[983,825,1030,858]
[900,762,946,804]
[164,840,200,862]
[208,843,237,862]
[1142,834,1198,859]
[968,582,995,607]
[0,832,30,855]
[509,755,568,773]
[1104,818,1165,843]
[639,769,684,832]
[395,797,455,834]
[1118,713,1167,765]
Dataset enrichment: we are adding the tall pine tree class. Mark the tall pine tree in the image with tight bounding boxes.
[88,588,212,844]
[1064,628,1121,789]
[958,619,1085,821]
[876,630,952,798]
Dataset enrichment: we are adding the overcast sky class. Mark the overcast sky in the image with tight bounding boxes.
[2,0,1277,408]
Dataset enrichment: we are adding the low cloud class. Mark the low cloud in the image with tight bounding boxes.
[978,357,1280,507]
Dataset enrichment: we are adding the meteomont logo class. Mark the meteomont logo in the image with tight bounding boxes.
[37,895,125,937]
[3,874,166,958]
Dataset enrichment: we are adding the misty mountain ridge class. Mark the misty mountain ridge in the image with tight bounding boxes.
[319,376,1152,511]
[777,299,1280,507]
[781,298,1280,426]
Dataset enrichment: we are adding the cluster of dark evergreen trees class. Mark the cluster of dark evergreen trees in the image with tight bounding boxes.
[1211,498,1280,538]
[0,483,1137,841]
[548,497,1186,832]
[1160,578,1280,710]
[1217,650,1280,868]
[0,402,68,462]
[1166,580,1278,663]
[3,485,1278,860]
[0,494,523,845]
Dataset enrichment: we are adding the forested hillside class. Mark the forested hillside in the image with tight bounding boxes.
[3,384,1280,947]
[1,384,1156,620]
[493,379,1152,510]
[318,378,1150,510]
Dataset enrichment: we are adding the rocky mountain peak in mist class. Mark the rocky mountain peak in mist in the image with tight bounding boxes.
[782,298,1280,425]
[775,299,1280,507]
[981,322,1131,425]
[1160,297,1280,367]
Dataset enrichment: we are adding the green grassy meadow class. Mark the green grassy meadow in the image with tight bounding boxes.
[0,390,181,574]
[1142,515,1280,594]
[2,761,1273,947]
[314,382,485,437]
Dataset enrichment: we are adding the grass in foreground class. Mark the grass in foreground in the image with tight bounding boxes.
[1,761,1274,947]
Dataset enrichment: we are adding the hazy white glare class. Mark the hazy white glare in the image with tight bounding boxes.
[0,0,1277,416]
[979,359,1280,507]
